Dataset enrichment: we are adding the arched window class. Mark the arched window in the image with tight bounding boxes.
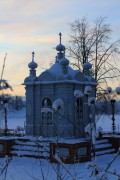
[41,98,53,125]
[76,98,83,125]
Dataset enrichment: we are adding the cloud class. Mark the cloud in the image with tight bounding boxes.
[0,32,57,46]
[1,47,56,95]
[0,0,119,96]
[0,0,71,24]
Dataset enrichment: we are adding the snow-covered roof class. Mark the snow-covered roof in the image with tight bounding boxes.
[38,61,85,82]
[24,35,96,85]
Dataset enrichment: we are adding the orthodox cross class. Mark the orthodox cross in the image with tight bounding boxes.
[32,52,35,61]
[59,32,62,44]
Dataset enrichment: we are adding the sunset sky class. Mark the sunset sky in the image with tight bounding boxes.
[0,0,120,96]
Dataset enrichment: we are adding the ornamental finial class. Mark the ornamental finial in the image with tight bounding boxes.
[32,52,35,61]
[59,32,62,44]
[56,33,65,52]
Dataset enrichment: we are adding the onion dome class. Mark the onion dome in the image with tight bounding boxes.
[83,62,92,70]
[56,32,65,52]
[28,61,38,69]
[28,52,38,69]
[60,56,69,66]
[56,43,65,52]
[60,55,69,75]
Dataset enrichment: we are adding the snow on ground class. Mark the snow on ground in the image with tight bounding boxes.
[7,108,26,129]
[0,109,120,179]
[0,108,26,130]
[96,114,120,133]
[0,154,120,180]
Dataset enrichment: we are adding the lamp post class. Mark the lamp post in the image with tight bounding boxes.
[107,86,120,134]
[111,99,116,134]
[0,95,9,136]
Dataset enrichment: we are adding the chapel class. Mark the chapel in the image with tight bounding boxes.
[23,33,97,138]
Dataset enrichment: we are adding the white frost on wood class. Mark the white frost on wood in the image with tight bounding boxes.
[41,107,53,113]
[52,99,64,111]
[74,90,83,98]
[92,130,97,144]
[85,123,99,144]
[54,154,62,164]
[107,86,112,93]
[88,97,96,106]
[115,86,120,94]
[84,86,92,95]
[85,123,94,134]
[0,80,13,91]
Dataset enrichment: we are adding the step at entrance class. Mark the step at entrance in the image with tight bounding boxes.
[92,138,116,156]
[10,138,50,159]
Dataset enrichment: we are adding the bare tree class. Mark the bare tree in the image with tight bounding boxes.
[68,17,120,94]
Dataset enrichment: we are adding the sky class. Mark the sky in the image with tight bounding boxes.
[0,0,120,96]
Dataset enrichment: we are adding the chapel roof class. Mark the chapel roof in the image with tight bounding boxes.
[38,60,84,81]
[38,33,86,82]
[24,33,96,84]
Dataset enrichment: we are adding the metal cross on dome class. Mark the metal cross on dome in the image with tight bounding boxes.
[59,32,62,44]
[32,52,35,61]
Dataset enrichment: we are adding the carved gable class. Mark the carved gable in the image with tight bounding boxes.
[38,71,54,81]
[74,72,84,82]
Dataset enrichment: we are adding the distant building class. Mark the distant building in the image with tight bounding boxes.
[23,34,97,138]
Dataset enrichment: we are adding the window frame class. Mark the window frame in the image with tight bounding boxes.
[41,98,53,126]
[75,97,83,125]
